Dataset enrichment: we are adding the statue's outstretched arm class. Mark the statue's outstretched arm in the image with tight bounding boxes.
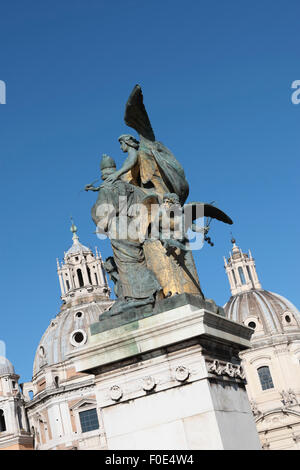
[105,151,138,183]
[85,184,100,192]
[117,152,138,177]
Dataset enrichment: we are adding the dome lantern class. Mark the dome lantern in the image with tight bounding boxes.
[224,238,261,296]
[223,240,300,336]
[56,221,110,304]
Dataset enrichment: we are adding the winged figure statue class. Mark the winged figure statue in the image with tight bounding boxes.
[103,84,190,205]
[85,85,234,313]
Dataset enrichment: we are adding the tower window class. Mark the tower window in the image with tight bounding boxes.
[77,269,84,287]
[75,311,83,318]
[95,273,98,285]
[257,366,274,391]
[79,408,99,433]
[87,267,92,284]
[285,315,291,323]
[246,266,253,284]
[66,280,70,290]
[0,410,6,432]
[248,321,256,329]
[232,270,237,285]
[17,406,23,430]
[238,267,246,285]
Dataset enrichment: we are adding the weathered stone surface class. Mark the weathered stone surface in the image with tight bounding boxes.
[67,304,261,449]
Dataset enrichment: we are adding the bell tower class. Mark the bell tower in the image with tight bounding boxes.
[224,237,261,296]
[57,221,110,303]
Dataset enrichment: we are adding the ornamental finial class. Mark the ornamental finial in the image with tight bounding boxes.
[70,216,79,242]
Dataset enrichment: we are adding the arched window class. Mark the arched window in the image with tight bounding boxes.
[77,269,84,287]
[238,267,246,285]
[66,280,70,290]
[95,273,98,285]
[246,266,253,284]
[257,366,274,391]
[87,267,92,284]
[0,409,6,432]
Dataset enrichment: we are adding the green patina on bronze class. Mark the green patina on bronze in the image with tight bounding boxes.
[90,293,225,335]
[86,85,233,319]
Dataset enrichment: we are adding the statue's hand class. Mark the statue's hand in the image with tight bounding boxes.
[85,184,93,191]
[104,173,119,184]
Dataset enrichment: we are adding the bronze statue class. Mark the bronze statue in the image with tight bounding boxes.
[87,154,162,314]
[86,85,233,315]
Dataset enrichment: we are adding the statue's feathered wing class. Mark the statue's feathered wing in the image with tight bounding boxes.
[124,84,189,205]
[184,202,233,227]
[124,84,155,142]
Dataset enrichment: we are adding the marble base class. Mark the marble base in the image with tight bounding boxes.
[68,303,261,450]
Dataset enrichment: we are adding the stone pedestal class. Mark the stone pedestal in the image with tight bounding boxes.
[68,301,261,450]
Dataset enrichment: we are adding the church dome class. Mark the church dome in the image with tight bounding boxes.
[33,299,112,377]
[0,357,15,376]
[33,223,113,377]
[65,241,91,256]
[224,289,300,335]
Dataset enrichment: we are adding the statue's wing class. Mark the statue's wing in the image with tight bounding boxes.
[184,202,233,228]
[203,203,233,224]
[124,84,156,142]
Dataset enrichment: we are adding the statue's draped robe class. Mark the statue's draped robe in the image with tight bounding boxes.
[123,140,189,205]
[92,179,161,300]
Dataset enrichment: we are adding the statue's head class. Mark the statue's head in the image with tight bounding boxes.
[118,134,139,152]
[100,154,116,180]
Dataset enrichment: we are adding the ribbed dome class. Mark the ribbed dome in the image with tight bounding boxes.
[0,356,15,376]
[65,238,91,256]
[224,289,300,335]
[33,299,112,376]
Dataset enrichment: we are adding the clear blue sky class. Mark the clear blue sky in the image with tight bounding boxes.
[0,0,299,382]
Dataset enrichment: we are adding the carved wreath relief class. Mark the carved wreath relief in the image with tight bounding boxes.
[142,376,156,391]
[175,366,190,382]
[110,385,123,401]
